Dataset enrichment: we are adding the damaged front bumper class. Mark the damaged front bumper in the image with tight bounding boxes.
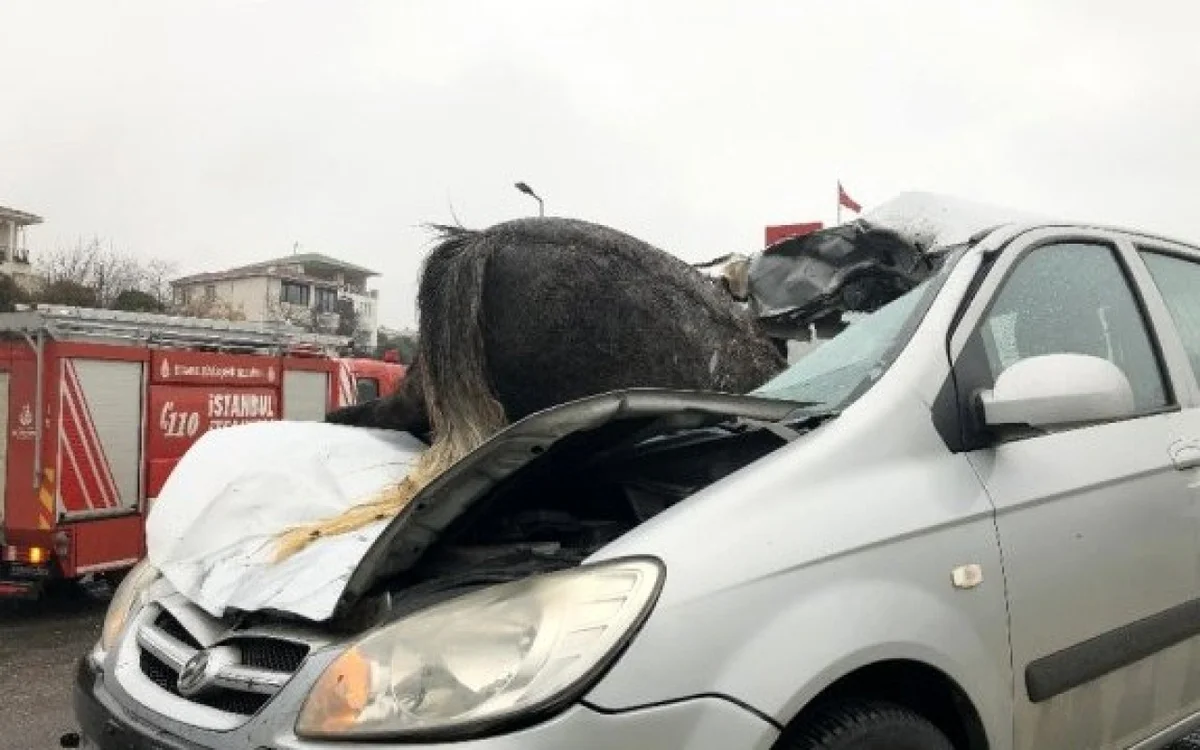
[73,653,779,750]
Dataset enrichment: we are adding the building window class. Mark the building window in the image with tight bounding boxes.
[204,284,216,301]
[315,287,338,313]
[280,281,310,306]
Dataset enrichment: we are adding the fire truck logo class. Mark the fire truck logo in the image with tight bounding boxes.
[267,366,276,383]
[14,403,35,440]
[161,358,171,380]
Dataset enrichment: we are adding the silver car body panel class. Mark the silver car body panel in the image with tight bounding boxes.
[583,243,1015,746]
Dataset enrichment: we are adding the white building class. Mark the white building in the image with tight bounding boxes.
[171,253,380,348]
[0,204,44,292]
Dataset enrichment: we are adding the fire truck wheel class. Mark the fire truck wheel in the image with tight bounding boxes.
[100,571,127,588]
[42,576,84,599]
[101,569,128,589]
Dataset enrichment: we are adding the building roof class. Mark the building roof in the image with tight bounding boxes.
[243,252,378,277]
[171,267,341,288]
[0,205,43,225]
[172,252,379,287]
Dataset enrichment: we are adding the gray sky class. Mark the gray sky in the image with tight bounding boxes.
[2,0,1197,328]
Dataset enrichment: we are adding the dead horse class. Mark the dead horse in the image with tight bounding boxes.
[273,217,786,560]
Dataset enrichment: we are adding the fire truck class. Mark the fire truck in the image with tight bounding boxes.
[335,352,407,405]
[0,306,355,598]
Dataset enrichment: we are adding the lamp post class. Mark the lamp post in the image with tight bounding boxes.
[514,182,544,217]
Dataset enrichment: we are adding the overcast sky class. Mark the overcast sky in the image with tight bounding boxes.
[2,0,1197,328]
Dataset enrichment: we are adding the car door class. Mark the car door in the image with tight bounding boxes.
[949,229,1200,749]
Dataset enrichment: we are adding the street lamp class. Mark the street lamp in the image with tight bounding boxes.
[514,182,544,217]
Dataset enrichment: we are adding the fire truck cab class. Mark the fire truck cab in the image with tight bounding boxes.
[0,306,350,598]
[335,354,407,405]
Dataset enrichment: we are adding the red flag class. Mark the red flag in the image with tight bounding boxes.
[837,182,862,213]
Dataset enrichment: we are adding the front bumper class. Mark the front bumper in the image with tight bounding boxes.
[74,656,779,750]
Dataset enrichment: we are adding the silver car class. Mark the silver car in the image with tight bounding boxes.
[74,222,1200,749]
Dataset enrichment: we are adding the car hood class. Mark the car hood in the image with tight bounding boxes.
[146,389,799,623]
[335,388,801,615]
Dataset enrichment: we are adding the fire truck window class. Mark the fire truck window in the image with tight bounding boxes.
[356,377,380,403]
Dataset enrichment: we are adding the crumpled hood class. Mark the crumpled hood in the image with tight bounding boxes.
[145,420,426,622]
[146,389,799,622]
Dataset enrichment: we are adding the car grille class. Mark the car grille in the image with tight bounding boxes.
[134,608,310,718]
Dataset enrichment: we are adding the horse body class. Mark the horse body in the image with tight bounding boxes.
[281,217,784,559]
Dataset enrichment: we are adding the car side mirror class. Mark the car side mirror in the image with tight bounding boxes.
[979,353,1136,430]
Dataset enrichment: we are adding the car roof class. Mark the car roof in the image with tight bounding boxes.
[970,221,1200,255]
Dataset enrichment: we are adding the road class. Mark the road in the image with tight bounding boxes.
[0,583,110,750]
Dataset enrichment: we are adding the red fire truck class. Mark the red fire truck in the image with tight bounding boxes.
[335,353,407,405]
[0,306,353,598]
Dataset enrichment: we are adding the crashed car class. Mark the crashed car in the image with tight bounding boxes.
[74,198,1200,749]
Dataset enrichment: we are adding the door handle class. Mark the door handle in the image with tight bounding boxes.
[1170,440,1200,471]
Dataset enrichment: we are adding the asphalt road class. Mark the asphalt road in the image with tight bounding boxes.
[0,583,110,750]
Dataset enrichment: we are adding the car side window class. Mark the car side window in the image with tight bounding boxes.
[968,242,1168,414]
[1139,250,1200,382]
[355,377,380,403]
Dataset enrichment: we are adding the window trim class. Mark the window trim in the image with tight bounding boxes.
[947,229,1180,448]
[280,280,310,306]
[355,377,380,403]
[1129,243,1200,408]
[314,287,338,314]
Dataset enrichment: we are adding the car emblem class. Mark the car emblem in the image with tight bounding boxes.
[177,651,211,696]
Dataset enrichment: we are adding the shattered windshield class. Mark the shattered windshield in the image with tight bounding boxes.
[754,248,963,412]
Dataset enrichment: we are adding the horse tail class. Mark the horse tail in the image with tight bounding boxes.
[413,224,509,465]
[272,226,505,562]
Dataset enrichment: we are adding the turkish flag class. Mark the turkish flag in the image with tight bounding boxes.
[838,182,862,213]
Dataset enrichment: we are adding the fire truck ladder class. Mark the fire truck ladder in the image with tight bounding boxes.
[0,305,350,354]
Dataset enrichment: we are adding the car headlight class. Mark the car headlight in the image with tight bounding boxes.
[295,557,663,741]
[99,559,160,653]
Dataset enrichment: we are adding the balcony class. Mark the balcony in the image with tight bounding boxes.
[0,245,31,264]
[314,311,341,334]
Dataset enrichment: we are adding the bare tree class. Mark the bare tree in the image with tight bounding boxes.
[175,296,248,322]
[142,258,178,307]
[36,236,179,309]
[263,296,318,330]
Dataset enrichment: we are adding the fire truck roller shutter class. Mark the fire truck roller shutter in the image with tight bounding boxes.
[282,369,330,422]
[57,359,143,518]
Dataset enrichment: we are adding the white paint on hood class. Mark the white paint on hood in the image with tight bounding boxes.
[145,420,426,622]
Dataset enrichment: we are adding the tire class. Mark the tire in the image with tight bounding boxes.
[42,576,83,599]
[779,700,956,750]
[101,569,129,588]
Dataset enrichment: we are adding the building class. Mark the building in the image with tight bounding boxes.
[171,252,380,348]
[0,204,44,292]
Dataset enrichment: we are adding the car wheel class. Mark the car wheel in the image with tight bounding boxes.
[779,700,955,750]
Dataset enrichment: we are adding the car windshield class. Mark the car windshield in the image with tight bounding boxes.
[753,248,963,411]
